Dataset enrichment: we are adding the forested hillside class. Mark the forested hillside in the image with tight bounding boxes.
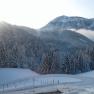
[0,20,94,74]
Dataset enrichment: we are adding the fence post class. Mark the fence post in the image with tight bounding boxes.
[3,84,4,93]
[32,77,35,94]
[58,80,59,85]
[53,80,54,85]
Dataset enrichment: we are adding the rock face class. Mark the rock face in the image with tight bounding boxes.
[0,17,94,74]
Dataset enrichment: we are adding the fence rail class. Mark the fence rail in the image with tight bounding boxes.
[0,76,64,93]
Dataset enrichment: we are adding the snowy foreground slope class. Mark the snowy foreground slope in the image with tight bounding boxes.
[0,68,94,94]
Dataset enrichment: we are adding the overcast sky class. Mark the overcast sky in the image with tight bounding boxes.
[0,0,93,29]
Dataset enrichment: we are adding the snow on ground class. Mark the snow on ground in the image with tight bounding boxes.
[77,71,94,78]
[38,75,81,83]
[0,68,38,85]
[1,68,94,94]
[0,68,81,93]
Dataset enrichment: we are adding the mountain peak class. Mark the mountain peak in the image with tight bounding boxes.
[40,15,94,31]
[53,15,87,22]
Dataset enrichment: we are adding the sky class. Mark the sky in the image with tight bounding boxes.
[0,0,94,29]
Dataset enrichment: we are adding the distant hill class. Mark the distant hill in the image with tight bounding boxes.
[0,19,94,74]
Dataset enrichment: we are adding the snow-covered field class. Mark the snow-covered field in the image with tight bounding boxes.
[77,71,94,78]
[0,68,94,94]
[0,68,38,85]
